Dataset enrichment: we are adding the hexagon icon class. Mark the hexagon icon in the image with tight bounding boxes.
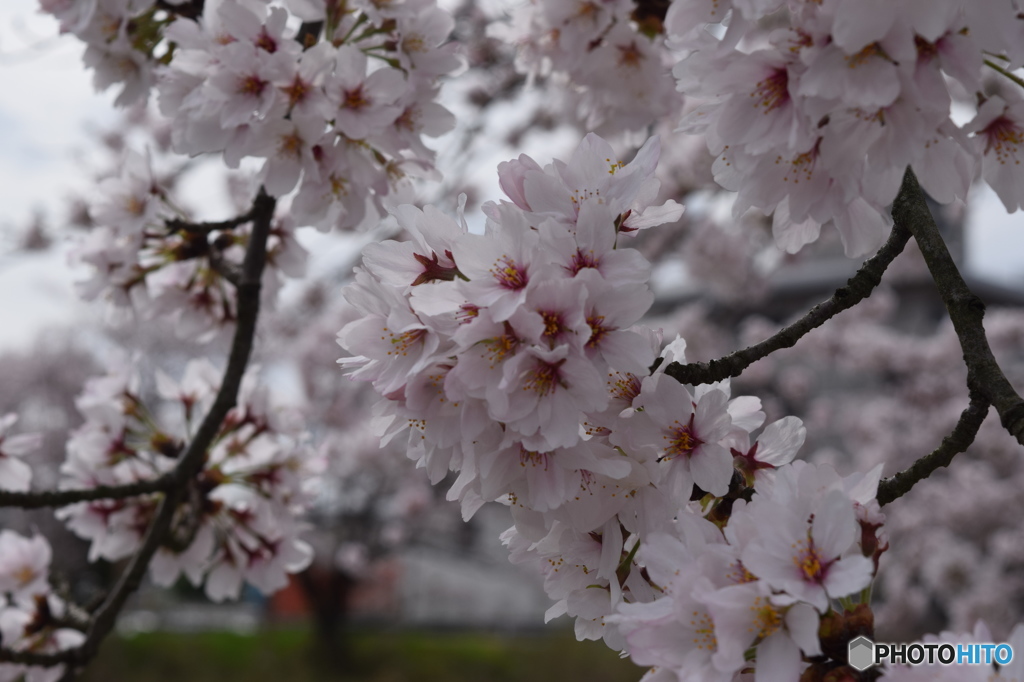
[848,636,875,671]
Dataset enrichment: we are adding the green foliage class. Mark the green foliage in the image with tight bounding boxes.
[79,627,643,682]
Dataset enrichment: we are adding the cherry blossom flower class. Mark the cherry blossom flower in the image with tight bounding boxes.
[58,358,317,601]
[0,414,40,493]
[327,46,405,141]
[0,595,85,682]
[704,580,820,681]
[456,204,546,322]
[337,269,447,396]
[632,374,734,498]
[0,532,52,602]
[361,204,465,291]
[495,343,607,450]
[741,489,874,612]
[727,416,806,487]
[966,94,1024,212]
[612,562,734,682]
[492,0,681,133]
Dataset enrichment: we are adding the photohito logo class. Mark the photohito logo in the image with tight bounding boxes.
[847,636,1014,671]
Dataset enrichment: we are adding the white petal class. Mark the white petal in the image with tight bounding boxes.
[784,603,821,656]
[755,631,802,682]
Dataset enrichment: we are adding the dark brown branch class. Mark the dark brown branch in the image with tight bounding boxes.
[894,169,1024,446]
[0,188,276,671]
[170,187,274,485]
[165,208,256,235]
[0,476,173,509]
[154,0,204,20]
[663,220,912,386]
[877,395,990,506]
[0,210,266,511]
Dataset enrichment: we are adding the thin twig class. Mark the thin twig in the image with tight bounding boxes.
[165,208,256,236]
[663,220,912,386]
[984,58,1024,89]
[0,188,276,670]
[0,476,173,509]
[154,0,204,20]
[894,168,1024,445]
[877,396,990,506]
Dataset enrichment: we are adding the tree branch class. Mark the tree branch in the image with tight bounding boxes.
[893,168,1024,446]
[0,188,276,671]
[876,395,990,506]
[154,0,204,21]
[165,208,256,236]
[663,220,912,386]
[0,476,173,509]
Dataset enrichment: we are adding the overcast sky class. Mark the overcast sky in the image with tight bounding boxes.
[0,1,117,226]
[1,0,1023,353]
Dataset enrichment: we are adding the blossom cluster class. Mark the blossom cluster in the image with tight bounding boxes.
[491,0,681,135]
[497,0,1024,258]
[74,150,306,339]
[57,358,319,602]
[727,288,1024,638]
[41,0,460,232]
[337,133,888,679]
[38,0,170,106]
[670,0,1024,257]
[0,531,84,682]
[157,0,460,230]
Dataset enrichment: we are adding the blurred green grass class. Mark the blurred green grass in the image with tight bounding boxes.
[79,627,644,682]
